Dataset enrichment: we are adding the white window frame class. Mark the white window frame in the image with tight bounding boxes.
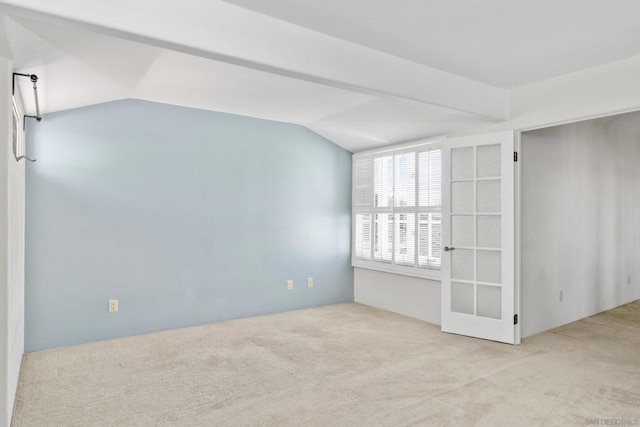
[352,137,442,280]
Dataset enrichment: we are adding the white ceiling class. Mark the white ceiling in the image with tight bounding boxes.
[133,50,375,126]
[4,15,162,112]
[224,0,640,88]
[2,10,491,151]
[2,0,640,151]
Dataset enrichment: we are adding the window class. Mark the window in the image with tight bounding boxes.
[353,140,441,278]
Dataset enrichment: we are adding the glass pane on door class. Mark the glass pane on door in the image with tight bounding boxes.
[449,144,503,320]
[452,282,474,315]
[477,285,501,319]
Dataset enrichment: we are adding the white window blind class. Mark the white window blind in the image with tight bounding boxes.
[352,141,441,279]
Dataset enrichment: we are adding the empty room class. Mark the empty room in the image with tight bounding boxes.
[1,1,640,426]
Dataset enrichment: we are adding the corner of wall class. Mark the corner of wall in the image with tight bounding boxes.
[1,55,26,427]
[1,54,13,427]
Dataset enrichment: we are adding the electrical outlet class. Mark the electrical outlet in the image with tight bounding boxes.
[108,299,118,313]
[287,280,293,291]
[308,277,313,288]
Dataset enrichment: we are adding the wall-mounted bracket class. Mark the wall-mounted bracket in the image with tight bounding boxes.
[23,114,42,131]
[12,72,41,162]
[13,72,43,126]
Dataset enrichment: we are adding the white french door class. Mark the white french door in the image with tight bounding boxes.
[441,130,519,344]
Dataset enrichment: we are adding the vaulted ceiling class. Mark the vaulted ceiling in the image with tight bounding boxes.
[2,0,640,152]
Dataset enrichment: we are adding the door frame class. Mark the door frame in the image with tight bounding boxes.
[513,107,640,342]
[514,130,522,344]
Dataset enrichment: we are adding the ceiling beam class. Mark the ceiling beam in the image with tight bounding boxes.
[0,0,509,120]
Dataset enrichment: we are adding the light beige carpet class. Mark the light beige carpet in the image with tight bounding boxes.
[12,301,640,426]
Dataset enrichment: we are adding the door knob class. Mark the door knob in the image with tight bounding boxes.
[444,246,455,251]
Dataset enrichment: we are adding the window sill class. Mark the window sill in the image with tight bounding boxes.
[352,260,441,281]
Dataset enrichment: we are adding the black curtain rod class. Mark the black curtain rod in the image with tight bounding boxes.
[13,72,42,123]
[12,72,40,162]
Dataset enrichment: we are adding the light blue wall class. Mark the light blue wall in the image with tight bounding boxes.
[25,99,353,352]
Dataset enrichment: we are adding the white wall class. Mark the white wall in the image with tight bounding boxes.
[0,57,25,427]
[7,88,25,425]
[520,115,640,337]
[354,268,440,325]
[355,54,640,327]
[0,56,9,427]
[0,56,8,427]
